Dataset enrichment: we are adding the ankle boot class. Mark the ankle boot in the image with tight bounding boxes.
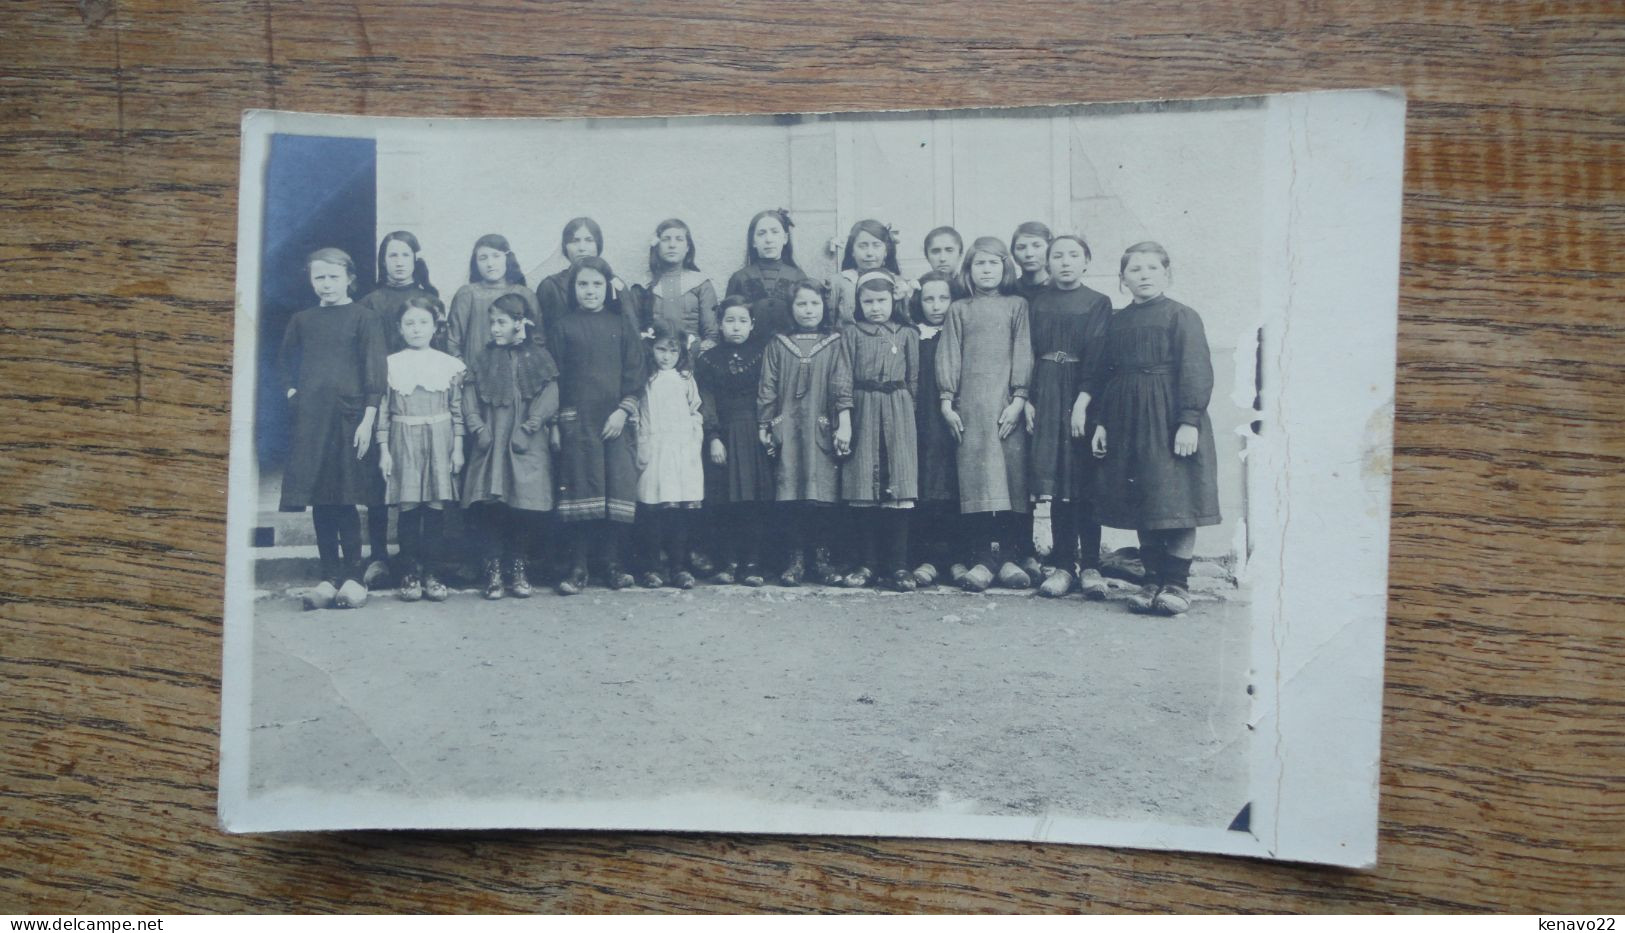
[811,546,842,586]
[397,568,423,602]
[779,548,805,587]
[422,571,449,602]
[508,558,533,598]
[481,558,505,600]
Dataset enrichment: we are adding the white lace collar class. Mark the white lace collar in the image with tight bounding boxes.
[387,348,465,395]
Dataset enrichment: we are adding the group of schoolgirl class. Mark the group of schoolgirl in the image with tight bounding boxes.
[278,208,1219,617]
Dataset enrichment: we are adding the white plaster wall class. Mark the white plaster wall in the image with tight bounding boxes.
[375,116,829,298]
[373,102,1267,557]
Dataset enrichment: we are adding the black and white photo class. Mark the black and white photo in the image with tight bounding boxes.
[221,89,1404,866]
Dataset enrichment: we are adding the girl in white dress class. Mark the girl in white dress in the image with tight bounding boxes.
[635,319,706,588]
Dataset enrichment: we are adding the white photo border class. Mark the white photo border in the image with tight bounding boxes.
[220,89,1403,867]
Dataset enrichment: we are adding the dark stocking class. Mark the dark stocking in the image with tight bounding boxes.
[505,508,540,562]
[420,507,445,572]
[329,505,362,579]
[885,509,910,574]
[636,507,662,571]
[998,511,1028,562]
[1077,505,1102,571]
[595,520,628,571]
[1050,499,1079,568]
[859,513,880,569]
[476,504,505,563]
[366,504,390,563]
[820,504,850,566]
[567,522,591,572]
[661,510,691,572]
[311,505,341,582]
[726,502,765,567]
[965,512,998,570]
[397,507,422,568]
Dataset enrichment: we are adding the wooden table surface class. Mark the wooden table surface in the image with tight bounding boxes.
[2,0,1620,914]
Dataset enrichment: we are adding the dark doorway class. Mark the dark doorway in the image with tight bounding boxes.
[256,133,377,469]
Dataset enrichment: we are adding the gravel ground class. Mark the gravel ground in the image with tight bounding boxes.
[248,575,1252,829]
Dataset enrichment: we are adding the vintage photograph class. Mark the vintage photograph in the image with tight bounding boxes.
[221,90,1403,865]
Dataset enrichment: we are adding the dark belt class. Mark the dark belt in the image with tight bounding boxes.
[1113,364,1174,376]
[855,379,907,393]
[1038,351,1079,363]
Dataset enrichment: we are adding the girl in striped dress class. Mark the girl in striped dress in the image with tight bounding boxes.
[830,219,903,326]
[376,297,465,602]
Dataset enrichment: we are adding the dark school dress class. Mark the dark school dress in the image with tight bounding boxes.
[535,268,572,335]
[839,321,919,504]
[1084,294,1222,532]
[549,305,646,523]
[356,282,443,355]
[724,259,804,338]
[695,339,775,503]
[914,324,959,504]
[1028,283,1113,501]
[277,302,383,511]
[1016,273,1050,305]
[757,331,853,504]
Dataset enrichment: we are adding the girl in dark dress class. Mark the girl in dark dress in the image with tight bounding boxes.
[1027,234,1113,599]
[548,256,646,594]
[1010,221,1053,304]
[922,227,965,283]
[839,272,920,592]
[909,271,962,586]
[277,248,381,609]
[536,217,626,334]
[695,296,774,586]
[1085,242,1222,616]
[724,208,805,339]
[354,230,440,584]
[929,227,962,299]
[359,230,442,354]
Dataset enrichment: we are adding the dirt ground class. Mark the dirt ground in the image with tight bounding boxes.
[248,575,1252,829]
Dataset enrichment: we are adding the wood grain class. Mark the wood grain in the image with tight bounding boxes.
[2,0,1621,913]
